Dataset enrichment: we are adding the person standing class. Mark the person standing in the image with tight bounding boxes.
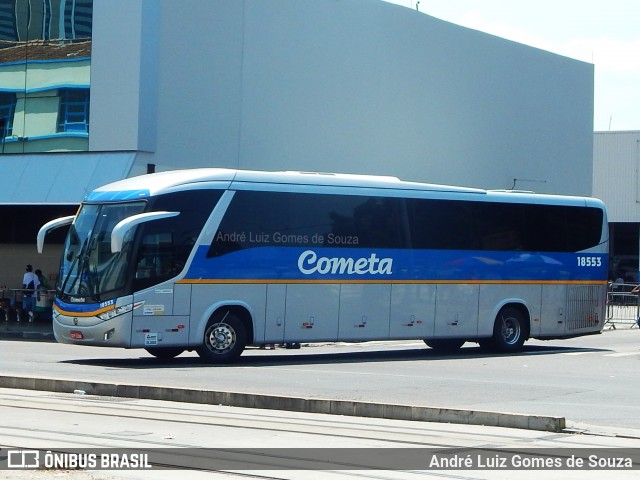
[22,264,40,322]
[35,269,49,290]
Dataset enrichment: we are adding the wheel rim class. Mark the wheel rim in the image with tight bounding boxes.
[205,322,236,354]
[501,315,521,345]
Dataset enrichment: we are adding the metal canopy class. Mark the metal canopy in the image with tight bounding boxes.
[0,152,135,204]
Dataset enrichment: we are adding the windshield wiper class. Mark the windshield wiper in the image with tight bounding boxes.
[60,250,82,294]
[60,236,91,296]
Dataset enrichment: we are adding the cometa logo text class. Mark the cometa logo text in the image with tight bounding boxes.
[297,250,393,275]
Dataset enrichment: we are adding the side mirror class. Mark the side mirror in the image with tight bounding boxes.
[37,216,75,253]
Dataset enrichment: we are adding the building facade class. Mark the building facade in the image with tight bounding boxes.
[0,0,596,288]
[0,0,91,153]
[593,130,640,282]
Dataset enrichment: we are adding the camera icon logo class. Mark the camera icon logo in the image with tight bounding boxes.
[7,450,40,468]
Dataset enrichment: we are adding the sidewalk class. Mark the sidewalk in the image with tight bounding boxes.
[0,318,54,341]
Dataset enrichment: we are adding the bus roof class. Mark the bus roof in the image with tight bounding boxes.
[85,168,604,208]
[86,168,483,199]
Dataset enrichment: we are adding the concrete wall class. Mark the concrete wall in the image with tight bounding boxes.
[90,0,155,152]
[89,0,595,195]
[0,244,62,291]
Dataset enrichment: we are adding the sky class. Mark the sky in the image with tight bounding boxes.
[383,0,640,131]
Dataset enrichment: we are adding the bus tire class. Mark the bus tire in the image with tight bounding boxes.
[483,306,527,353]
[424,339,465,352]
[197,311,246,362]
[145,347,184,360]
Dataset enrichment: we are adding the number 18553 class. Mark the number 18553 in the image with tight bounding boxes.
[577,256,602,267]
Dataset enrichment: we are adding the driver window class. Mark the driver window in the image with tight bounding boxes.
[136,233,173,280]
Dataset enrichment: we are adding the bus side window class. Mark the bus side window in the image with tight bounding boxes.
[407,198,476,250]
[475,203,523,251]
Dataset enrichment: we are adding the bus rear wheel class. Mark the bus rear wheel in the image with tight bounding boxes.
[197,312,247,362]
[481,307,527,353]
[424,339,465,353]
[145,347,184,360]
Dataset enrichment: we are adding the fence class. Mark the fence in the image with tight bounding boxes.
[606,282,639,329]
[0,288,55,323]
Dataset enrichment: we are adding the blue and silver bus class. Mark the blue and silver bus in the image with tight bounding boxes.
[37,169,608,362]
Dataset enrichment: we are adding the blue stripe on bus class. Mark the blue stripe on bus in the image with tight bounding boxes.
[54,247,606,316]
[53,298,115,316]
[84,189,151,202]
[183,246,608,282]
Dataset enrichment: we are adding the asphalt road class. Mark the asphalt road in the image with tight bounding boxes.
[1,328,639,434]
[2,387,640,480]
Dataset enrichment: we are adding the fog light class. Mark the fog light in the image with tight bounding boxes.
[104,329,115,341]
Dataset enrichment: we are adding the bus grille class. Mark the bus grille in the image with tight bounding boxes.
[566,285,603,331]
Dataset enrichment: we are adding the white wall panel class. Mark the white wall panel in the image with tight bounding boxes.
[91,0,595,196]
[593,131,640,222]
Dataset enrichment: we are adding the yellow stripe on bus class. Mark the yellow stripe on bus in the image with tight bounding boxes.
[53,304,116,317]
[176,279,607,286]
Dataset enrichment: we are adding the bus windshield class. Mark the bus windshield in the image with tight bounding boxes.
[57,189,225,301]
[59,202,146,300]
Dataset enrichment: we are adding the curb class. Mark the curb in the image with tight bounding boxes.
[0,330,54,341]
[0,325,55,341]
[0,375,565,433]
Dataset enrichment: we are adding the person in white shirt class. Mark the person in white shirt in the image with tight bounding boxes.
[22,264,40,322]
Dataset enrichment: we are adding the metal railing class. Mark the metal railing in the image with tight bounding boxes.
[0,288,55,323]
[606,282,639,329]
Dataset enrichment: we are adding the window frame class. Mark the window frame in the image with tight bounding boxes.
[0,91,16,139]
[57,88,90,134]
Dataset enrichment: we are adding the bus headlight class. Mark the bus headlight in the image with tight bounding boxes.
[98,303,134,321]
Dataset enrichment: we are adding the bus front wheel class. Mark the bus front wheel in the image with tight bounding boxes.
[197,312,247,362]
[481,307,527,353]
[145,347,184,360]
